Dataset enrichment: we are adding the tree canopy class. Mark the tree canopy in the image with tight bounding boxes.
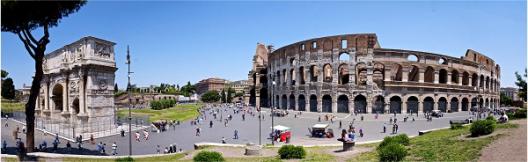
[515,69,527,101]
[1,78,16,100]
[201,90,220,103]
[1,70,8,79]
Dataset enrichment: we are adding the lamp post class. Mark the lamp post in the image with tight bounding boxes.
[477,64,483,120]
[271,80,276,145]
[126,45,133,156]
[256,72,261,145]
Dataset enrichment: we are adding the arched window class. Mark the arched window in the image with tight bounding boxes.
[439,69,448,84]
[407,54,418,62]
[408,65,420,82]
[339,52,350,61]
[323,64,332,82]
[451,70,459,84]
[338,64,349,84]
[424,66,435,83]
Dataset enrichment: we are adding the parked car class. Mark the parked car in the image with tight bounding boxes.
[431,110,443,117]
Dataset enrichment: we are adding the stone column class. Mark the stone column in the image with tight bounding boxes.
[446,101,451,112]
[458,75,463,86]
[286,95,290,110]
[433,101,438,110]
[447,72,452,84]
[305,100,310,112]
[332,94,337,113]
[384,102,389,114]
[384,68,392,82]
[317,95,322,113]
[349,98,354,114]
[434,71,439,84]
[419,69,424,82]
[255,73,261,109]
[468,76,473,87]
[402,102,407,114]
[402,69,408,82]
[62,82,68,113]
[418,101,423,113]
[44,82,49,111]
[294,95,299,111]
[79,73,86,115]
[366,97,372,113]
[349,64,356,85]
[458,100,462,112]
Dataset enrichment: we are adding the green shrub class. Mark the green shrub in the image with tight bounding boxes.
[486,116,497,122]
[378,134,410,150]
[514,109,527,119]
[278,145,306,159]
[116,157,134,162]
[450,123,464,130]
[150,99,176,110]
[378,142,407,162]
[193,151,225,162]
[470,119,496,137]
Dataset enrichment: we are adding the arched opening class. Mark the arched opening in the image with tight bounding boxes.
[354,95,367,114]
[289,94,295,110]
[283,69,287,85]
[438,58,448,65]
[339,52,350,61]
[438,97,447,112]
[407,96,419,113]
[298,95,306,111]
[407,54,418,62]
[471,98,478,111]
[275,95,280,108]
[390,96,402,114]
[356,63,367,85]
[479,98,484,110]
[276,71,281,85]
[309,95,318,112]
[337,95,349,113]
[423,97,434,113]
[323,64,332,82]
[338,64,349,84]
[424,66,435,83]
[439,69,448,84]
[373,96,385,114]
[462,71,469,85]
[322,95,332,112]
[249,89,256,106]
[260,88,269,108]
[472,73,478,87]
[52,84,64,112]
[451,70,459,84]
[485,76,490,89]
[480,75,484,88]
[299,66,305,84]
[408,65,420,82]
[392,64,403,81]
[72,98,80,114]
[373,63,385,88]
[485,98,489,108]
[290,69,296,85]
[310,65,318,82]
[281,95,287,110]
[462,98,469,111]
[450,98,459,112]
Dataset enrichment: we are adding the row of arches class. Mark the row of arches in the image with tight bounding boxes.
[268,94,498,114]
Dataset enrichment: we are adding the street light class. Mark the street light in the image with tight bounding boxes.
[255,72,261,145]
[126,45,133,156]
[271,80,276,145]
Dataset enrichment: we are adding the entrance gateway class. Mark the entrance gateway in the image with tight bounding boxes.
[35,36,117,136]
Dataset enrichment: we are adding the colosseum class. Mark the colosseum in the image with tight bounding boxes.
[244,33,500,114]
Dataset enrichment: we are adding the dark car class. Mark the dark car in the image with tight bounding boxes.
[431,110,443,117]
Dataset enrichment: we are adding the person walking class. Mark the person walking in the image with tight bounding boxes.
[209,120,213,128]
[234,130,239,139]
[135,132,141,142]
[221,137,226,144]
[143,130,149,140]
[339,121,342,128]
[359,128,364,137]
[383,124,386,133]
[196,127,201,136]
[111,142,117,155]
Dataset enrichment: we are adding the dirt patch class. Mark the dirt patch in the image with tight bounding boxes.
[181,146,278,160]
[457,129,508,141]
[325,146,375,160]
[478,119,527,162]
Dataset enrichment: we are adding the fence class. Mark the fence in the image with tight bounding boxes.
[9,111,150,141]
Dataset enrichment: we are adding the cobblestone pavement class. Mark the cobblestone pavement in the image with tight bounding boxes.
[1,108,476,155]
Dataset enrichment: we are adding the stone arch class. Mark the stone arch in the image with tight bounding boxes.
[299,66,306,84]
[439,69,448,84]
[424,66,435,83]
[392,64,403,81]
[309,95,318,112]
[275,95,280,108]
[390,96,402,114]
[289,94,295,110]
[485,76,490,89]
[438,97,447,112]
[408,65,420,82]
[471,97,478,111]
[462,71,470,85]
[423,96,435,112]
[260,88,269,108]
[373,63,385,87]
[354,95,367,113]
[339,52,350,61]
[472,73,478,87]
[298,94,306,111]
[72,98,80,114]
[451,70,459,84]
[485,98,489,108]
[323,64,332,82]
[290,68,296,85]
[480,75,484,88]
[406,96,419,113]
[310,65,319,82]
[249,88,256,106]
[356,63,367,85]
[52,83,64,112]
[281,95,287,110]
[322,95,332,113]
[338,64,350,84]
[373,95,385,114]
[462,97,469,111]
[450,97,459,112]
[337,95,349,113]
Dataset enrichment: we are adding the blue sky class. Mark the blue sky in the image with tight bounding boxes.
[2,1,526,89]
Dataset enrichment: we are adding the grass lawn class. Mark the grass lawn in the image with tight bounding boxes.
[348,122,519,161]
[117,103,202,122]
[1,99,25,113]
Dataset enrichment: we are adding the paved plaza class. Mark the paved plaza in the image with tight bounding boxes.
[1,107,478,156]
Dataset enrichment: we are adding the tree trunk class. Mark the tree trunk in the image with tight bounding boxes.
[25,46,46,153]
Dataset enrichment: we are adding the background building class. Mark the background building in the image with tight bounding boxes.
[195,77,229,94]
[228,80,248,94]
[501,87,520,101]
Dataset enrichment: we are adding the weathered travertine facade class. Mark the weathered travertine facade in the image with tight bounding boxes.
[35,36,117,131]
[245,34,500,114]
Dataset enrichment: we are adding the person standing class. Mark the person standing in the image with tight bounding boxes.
[143,130,149,140]
[209,120,213,128]
[135,132,141,142]
[383,124,386,133]
[359,128,364,137]
[111,142,117,155]
[90,134,95,145]
[196,127,201,136]
[234,130,239,139]
[339,121,342,128]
